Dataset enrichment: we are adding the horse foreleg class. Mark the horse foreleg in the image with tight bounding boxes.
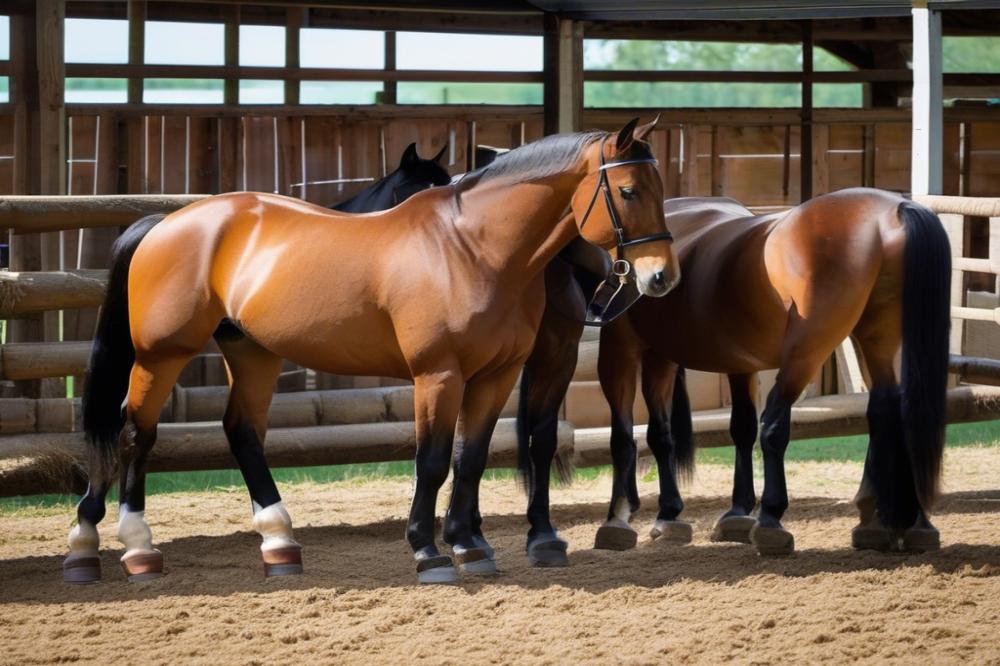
[711,372,760,544]
[444,362,523,576]
[217,334,299,576]
[407,365,464,584]
[641,354,693,544]
[595,319,642,551]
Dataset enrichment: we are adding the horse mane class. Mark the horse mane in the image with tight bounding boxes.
[455,130,609,199]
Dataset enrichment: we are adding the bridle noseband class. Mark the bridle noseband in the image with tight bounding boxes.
[577,136,673,326]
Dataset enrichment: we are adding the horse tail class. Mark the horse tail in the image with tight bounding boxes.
[898,200,951,512]
[671,367,696,482]
[515,363,534,495]
[82,214,165,485]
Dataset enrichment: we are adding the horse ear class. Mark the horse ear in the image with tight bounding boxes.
[614,118,640,155]
[399,142,419,168]
[633,114,659,142]
[432,143,448,165]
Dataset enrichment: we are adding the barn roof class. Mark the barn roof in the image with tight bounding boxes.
[525,0,1000,19]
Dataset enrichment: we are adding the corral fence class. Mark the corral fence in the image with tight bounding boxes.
[2,192,1000,496]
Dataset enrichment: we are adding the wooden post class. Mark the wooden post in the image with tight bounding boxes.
[37,0,66,196]
[543,14,582,135]
[800,20,813,202]
[285,8,304,106]
[126,0,145,104]
[223,5,240,105]
[382,31,397,104]
[911,4,943,196]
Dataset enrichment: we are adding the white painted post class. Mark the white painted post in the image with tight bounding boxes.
[911,4,943,196]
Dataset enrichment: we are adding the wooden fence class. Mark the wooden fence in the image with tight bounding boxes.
[3,193,1000,496]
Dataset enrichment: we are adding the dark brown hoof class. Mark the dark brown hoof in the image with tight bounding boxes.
[649,520,693,544]
[750,524,795,556]
[902,526,940,552]
[121,550,164,582]
[64,555,101,584]
[416,555,458,584]
[454,547,497,575]
[711,515,756,544]
[528,536,569,568]
[851,524,894,551]
[262,545,303,577]
[594,519,638,551]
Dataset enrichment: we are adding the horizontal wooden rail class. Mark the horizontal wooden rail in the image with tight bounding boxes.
[0,342,90,381]
[915,194,1000,217]
[952,306,998,323]
[67,63,546,84]
[0,270,107,317]
[950,354,1000,386]
[0,418,573,497]
[0,195,208,234]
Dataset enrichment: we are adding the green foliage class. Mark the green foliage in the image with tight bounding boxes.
[944,37,1000,74]
[583,39,860,108]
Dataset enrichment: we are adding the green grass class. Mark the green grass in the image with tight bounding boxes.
[4,419,1000,515]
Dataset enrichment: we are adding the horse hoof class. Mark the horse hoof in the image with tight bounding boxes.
[121,550,164,582]
[471,535,496,561]
[63,555,101,584]
[416,555,458,585]
[455,547,497,576]
[594,518,638,551]
[527,536,569,568]
[902,526,940,553]
[649,520,693,545]
[710,515,756,544]
[851,524,894,551]
[262,545,303,577]
[750,524,795,556]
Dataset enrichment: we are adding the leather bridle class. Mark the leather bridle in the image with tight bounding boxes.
[577,136,672,326]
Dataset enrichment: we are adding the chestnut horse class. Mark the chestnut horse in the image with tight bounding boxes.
[515,189,950,560]
[65,119,678,585]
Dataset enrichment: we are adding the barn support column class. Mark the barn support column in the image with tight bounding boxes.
[800,20,814,202]
[543,14,582,135]
[911,4,943,195]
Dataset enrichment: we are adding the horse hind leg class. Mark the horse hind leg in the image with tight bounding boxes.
[215,331,301,576]
[851,323,939,553]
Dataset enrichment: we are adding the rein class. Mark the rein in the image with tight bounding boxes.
[577,136,671,326]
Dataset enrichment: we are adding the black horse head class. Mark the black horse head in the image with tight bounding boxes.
[331,142,451,213]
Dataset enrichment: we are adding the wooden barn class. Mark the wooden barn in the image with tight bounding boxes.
[2,0,1000,493]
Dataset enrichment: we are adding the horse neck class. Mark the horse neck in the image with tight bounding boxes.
[454,171,585,283]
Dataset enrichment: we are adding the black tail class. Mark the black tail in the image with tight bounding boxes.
[898,201,951,511]
[515,363,575,495]
[515,365,534,494]
[82,214,164,484]
[671,367,696,482]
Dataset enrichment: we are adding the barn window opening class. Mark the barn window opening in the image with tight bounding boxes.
[240,24,285,68]
[144,78,224,104]
[240,79,284,104]
[0,15,9,61]
[397,82,542,105]
[397,32,543,71]
[145,21,224,66]
[814,84,864,107]
[300,81,383,104]
[585,81,803,108]
[65,18,128,63]
[0,77,7,104]
[300,28,384,69]
[66,78,128,103]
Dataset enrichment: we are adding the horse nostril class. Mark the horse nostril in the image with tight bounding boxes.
[652,271,666,287]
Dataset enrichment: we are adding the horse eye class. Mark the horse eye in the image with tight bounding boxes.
[619,186,636,200]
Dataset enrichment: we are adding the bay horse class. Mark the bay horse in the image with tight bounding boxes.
[64,119,678,585]
[515,189,950,560]
[331,142,450,212]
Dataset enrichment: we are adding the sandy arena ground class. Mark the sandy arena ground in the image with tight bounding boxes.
[2,447,999,665]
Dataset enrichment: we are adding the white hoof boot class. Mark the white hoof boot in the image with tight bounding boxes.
[253,502,303,577]
[64,521,101,584]
[118,506,163,581]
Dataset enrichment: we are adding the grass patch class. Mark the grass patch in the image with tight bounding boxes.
[4,419,999,515]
